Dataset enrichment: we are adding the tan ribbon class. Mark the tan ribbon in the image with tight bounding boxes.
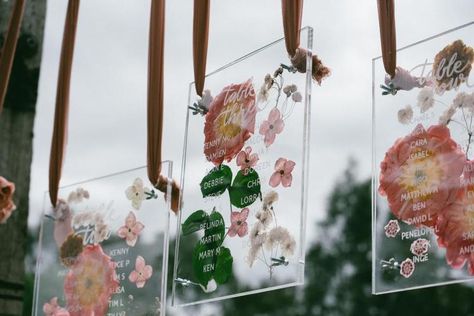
[49,0,80,207]
[192,0,210,97]
[147,0,180,213]
[377,0,396,78]
[0,0,26,115]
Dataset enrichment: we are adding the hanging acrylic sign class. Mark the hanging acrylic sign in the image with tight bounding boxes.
[172,27,312,306]
[32,163,173,315]
[373,22,474,294]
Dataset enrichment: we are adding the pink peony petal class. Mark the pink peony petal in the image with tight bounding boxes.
[135,256,146,270]
[268,108,281,123]
[143,265,153,279]
[273,118,285,134]
[117,226,129,239]
[281,174,293,187]
[284,160,296,173]
[126,235,138,247]
[237,222,248,237]
[249,153,259,167]
[264,131,276,147]
[236,150,246,166]
[269,172,282,187]
[230,211,241,223]
[274,158,287,171]
[125,211,136,228]
[240,208,249,220]
[136,280,146,288]
[132,221,145,234]
[259,121,270,135]
[227,227,237,237]
[129,270,138,283]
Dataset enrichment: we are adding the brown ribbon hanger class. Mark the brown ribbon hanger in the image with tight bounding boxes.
[377,0,397,78]
[192,0,210,98]
[281,0,330,85]
[0,0,26,115]
[147,0,180,213]
[49,0,80,207]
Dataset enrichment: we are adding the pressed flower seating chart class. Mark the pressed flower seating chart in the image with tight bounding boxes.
[172,27,312,306]
[373,22,474,294]
[33,164,173,315]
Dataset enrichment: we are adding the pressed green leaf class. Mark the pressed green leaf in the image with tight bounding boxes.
[214,246,233,284]
[229,169,261,208]
[182,210,208,236]
[192,242,215,287]
[200,165,233,198]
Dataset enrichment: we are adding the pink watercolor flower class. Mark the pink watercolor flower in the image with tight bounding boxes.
[400,258,415,278]
[129,256,153,288]
[384,219,400,238]
[379,124,465,227]
[117,211,145,247]
[0,176,16,224]
[228,208,249,237]
[43,297,70,316]
[203,79,256,165]
[269,158,295,188]
[64,245,119,316]
[410,238,430,256]
[236,146,259,175]
[259,108,285,147]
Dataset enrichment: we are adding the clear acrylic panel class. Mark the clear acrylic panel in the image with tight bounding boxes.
[373,22,474,294]
[33,163,172,315]
[172,27,313,306]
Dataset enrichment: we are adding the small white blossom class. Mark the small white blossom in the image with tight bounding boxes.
[257,85,270,104]
[292,91,303,103]
[416,87,434,113]
[125,178,152,210]
[398,105,413,124]
[255,210,273,228]
[263,191,278,210]
[67,187,90,204]
[439,107,457,125]
[199,89,213,109]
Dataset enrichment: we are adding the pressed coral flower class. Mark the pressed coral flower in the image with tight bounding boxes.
[236,146,259,175]
[228,208,249,238]
[436,161,474,274]
[269,158,295,188]
[125,178,152,210]
[379,124,465,227]
[204,79,257,165]
[129,256,153,288]
[43,297,70,316]
[0,176,16,224]
[433,39,474,91]
[384,219,400,238]
[259,108,285,147]
[117,211,144,247]
[64,245,119,316]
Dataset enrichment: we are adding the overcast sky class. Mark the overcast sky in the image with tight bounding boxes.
[26,0,474,313]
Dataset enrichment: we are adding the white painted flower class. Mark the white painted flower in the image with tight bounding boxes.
[417,87,435,113]
[397,105,413,124]
[400,258,415,278]
[199,279,217,293]
[292,91,303,103]
[384,219,400,238]
[410,238,430,256]
[125,178,152,210]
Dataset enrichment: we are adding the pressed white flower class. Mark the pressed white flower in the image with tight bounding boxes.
[263,191,279,209]
[439,107,457,125]
[249,222,266,248]
[466,93,474,113]
[264,226,291,251]
[292,91,302,103]
[247,244,260,267]
[416,87,434,113]
[289,84,297,93]
[199,89,213,109]
[281,236,296,257]
[397,105,413,124]
[452,92,474,112]
[199,279,217,293]
[255,210,273,228]
[257,85,270,104]
[264,74,273,89]
[283,85,292,96]
[67,187,90,204]
[125,178,151,210]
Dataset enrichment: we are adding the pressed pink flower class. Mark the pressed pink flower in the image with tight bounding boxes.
[400,258,415,278]
[43,297,70,316]
[117,211,145,247]
[259,108,285,147]
[228,208,249,237]
[379,124,465,227]
[64,245,119,316]
[269,158,295,188]
[129,256,153,288]
[436,160,474,274]
[410,238,430,256]
[384,219,400,238]
[203,79,257,165]
[236,147,259,175]
[0,176,16,224]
